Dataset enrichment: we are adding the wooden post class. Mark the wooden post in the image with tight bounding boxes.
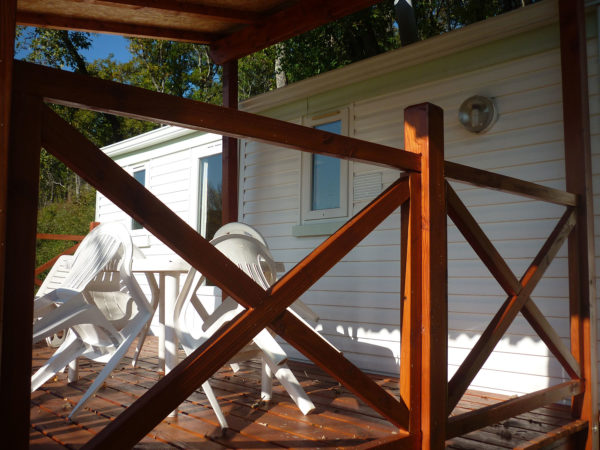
[0,0,17,375]
[400,173,422,437]
[222,59,239,224]
[404,103,447,449]
[0,93,43,446]
[558,1,599,448]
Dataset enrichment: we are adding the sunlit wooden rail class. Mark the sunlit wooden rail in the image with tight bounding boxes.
[3,3,597,443]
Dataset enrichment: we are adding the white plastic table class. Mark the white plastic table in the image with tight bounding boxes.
[132,257,190,375]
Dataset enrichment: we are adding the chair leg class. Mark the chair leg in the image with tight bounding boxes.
[68,331,139,418]
[131,273,160,367]
[202,381,229,429]
[261,357,272,402]
[31,332,86,392]
[252,329,287,366]
[67,358,79,383]
[264,357,315,416]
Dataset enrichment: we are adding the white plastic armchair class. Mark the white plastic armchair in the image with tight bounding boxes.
[31,222,153,418]
[174,223,318,429]
[34,254,74,348]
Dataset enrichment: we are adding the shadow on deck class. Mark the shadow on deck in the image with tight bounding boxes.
[30,337,574,449]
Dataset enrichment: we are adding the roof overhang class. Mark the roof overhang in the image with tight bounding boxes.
[16,0,383,64]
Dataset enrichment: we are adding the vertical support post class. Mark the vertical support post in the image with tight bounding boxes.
[0,93,43,446]
[404,103,447,449]
[222,59,239,224]
[400,173,422,437]
[559,1,599,448]
[0,0,17,375]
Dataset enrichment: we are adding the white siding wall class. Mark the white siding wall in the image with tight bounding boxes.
[96,131,223,331]
[240,28,600,398]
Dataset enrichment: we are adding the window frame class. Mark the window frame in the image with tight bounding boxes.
[189,144,223,239]
[301,109,350,222]
[130,164,148,233]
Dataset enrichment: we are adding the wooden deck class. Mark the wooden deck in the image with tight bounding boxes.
[30,337,575,449]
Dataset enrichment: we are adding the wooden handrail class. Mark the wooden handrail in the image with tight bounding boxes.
[34,223,97,285]
[447,380,583,439]
[445,160,577,206]
[36,233,85,241]
[14,60,421,173]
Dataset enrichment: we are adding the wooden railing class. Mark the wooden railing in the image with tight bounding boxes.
[34,222,98,287]
[34,233,83,286]
[4,58,596,449]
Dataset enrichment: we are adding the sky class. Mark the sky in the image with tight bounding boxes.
[15,29,132,64]
[81,33,132,63]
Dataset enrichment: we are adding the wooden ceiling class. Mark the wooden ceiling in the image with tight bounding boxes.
[16,0,382,64]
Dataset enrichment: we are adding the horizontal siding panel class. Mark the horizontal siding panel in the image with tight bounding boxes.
[244,169,300,190]
[311,275,400,294]
[448,217,561,242]
[314,305,399,327]
[243,183,299,203]
[449,295,569,318]
[299,290,401,309]
[243,197,297,214]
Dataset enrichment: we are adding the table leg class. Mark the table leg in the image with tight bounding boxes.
[164,272,180,417]
[164,273,179,374]
[158,273,165,372]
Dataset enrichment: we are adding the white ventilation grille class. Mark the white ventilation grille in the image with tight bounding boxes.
[353,172,382,201]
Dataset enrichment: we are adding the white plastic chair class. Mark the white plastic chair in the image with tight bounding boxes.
[174,223,317,429]
[34,254,74,348]
[31,222,153,418]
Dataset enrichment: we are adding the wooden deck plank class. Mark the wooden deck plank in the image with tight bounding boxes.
[30,337,578,448]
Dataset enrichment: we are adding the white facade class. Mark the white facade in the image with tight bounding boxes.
[238,0,600,396]
[96,126,223,331]
[97,0,600,398]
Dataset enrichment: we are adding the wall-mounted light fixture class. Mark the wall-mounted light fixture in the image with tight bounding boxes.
[458,95,498,133]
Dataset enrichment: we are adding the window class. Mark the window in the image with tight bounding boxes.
[131,167,146,230]
[301,111,349,222]
[197,153,222,240]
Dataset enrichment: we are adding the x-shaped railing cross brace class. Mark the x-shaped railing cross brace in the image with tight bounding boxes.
[39,105,412,448]
[446,182,579,413]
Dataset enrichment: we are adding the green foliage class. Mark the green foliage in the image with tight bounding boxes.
[239,47,277,100]
[124,39,222,103]
[35,187,96,271]
[413,0,541,40]
[279,1,398,83]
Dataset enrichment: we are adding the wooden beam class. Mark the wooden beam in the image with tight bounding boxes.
[447,185,581,380]
[93,0,263,24]
[16,12,220,44]
[447,207,576,412]
[222,59,239,224]
[445,161,577,206]
[0,93,43,446]
[0,0,16,378]
[447,380,583,439]
[400,173,422,435]
[404,103,446,449]
[514,419,588,450]
[85,176,411,448]
[354,432,417,449]
[209,0,381,64]
[14,61,421,172]
[42,108,409,446]
[558,1,599,448]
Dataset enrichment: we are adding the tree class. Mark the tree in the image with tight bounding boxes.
[124,39,222,103]
[278,1,398,84]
